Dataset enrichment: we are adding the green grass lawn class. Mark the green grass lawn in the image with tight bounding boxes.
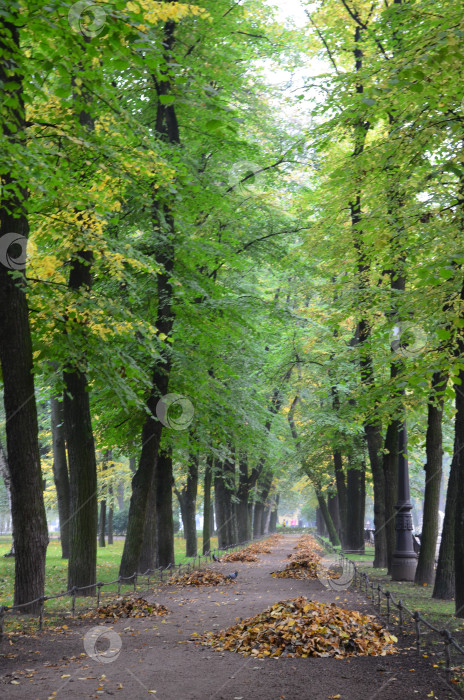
[0,534,218,632]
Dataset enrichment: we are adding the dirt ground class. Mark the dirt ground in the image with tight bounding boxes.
[0,534,461,699]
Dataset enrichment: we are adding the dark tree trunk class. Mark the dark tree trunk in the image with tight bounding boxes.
[139,465,157,572]
[50,395,70,559]
[365,422,388,567]
[253,472,272,539]
[0,16,48,613]
[119,20,178,578]
[383,420,399,572]
[117,481,125,510]
[332,450,347,545]
[328,490,340,539]
[202,456,212,554]
[99,499,106,548]
[214,467,227,549]
[184,451,198,557]
[270,494,279,532]
[237,454,250,542]
[315,488,340,546]
[316,507,327,537]
[415,371,447,585]
[454,365,464,616]
[209,501,215,537]
[107,486,114,546]
[64,367,98,594]
[433,432,459,600]
[156,448,175,567]
[345,458,365,551]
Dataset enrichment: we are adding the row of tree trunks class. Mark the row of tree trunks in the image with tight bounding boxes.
[0,15,48,612]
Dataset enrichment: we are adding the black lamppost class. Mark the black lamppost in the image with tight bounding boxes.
[391,421,418,581]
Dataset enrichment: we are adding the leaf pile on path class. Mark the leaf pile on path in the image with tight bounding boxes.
[198,596,398,658]
[84,597,170,619]
[274,534,325,578]
[169,569,234,587]
[221,550,258,562]
[272,559,320,579]
[245,542,272,555]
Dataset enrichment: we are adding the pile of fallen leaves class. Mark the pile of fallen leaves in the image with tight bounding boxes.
[244,542,272,555]
[169,569,234,587]
[198,596,398,658]
[272,559,320,579]
[221,550,258,563]
[83,597,170,620]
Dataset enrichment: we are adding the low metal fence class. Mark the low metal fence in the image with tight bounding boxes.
[0,537,263,639]
[314,534,464,684]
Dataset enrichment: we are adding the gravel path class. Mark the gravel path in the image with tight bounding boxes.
[0,534,460,699]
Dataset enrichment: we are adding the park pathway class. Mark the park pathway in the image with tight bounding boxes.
[0,534,459,699]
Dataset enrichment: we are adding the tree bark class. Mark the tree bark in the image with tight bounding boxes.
[415,371,447,585]
[50,396,70,558]
[315,487,340,546]
[237,453,250,542]
[270,494,279,532]
[119,21,179,577]
[454,366,464,616]
[345,458,365,551]
[64,366,98,594]
[383,420,399,572]
[184,451,198,557]
[332,450,346,545]
[156,447,175,567]
[433,431,459,600]
[0,14,48,613]
[107,485,114,545]
[99,499,106,548]
[328,490,340,539]
[139,465,157,572]
[202,455,212,554]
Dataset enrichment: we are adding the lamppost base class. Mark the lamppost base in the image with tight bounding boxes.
[391,554,418,581]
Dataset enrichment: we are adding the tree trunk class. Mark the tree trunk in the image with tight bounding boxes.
[315,487,340,546]
[139,465,157,572]
[332,450,346,545]
[64,367,98,594]
[454,364,464,616]
[50,395,70,558]
[365,422,388,567]
[202,455,212,554]
[253,472,273,539]
[0,16,48,613]
[433,433,459,600]
[328,490,340,539]
[184,451,198,557]
[415,371,447,585]
[214,465,227,548]
[119,20,178,578]
[117,480,125,510]
[383,420,399,572]
[99,499,106,548]
[156,447,175,567]
[107,486,114,545]
[270,494,279,532]
[345,458,365,551]
[237,453,250,542]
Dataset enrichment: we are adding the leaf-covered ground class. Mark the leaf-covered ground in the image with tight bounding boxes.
[221,550,258,562]
[198,596,398,659]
